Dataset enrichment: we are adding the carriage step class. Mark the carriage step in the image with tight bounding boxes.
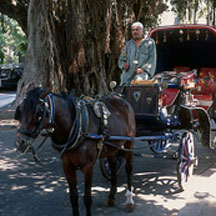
[134,152,176,160]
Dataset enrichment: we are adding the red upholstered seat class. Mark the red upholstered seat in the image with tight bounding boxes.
[192,67,216,111]
[195,67,216,93]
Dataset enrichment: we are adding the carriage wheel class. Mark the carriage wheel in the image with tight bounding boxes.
[177,131,197,191]
[99,153,125,180]
[149,139,170,154]
[211,131,216,148]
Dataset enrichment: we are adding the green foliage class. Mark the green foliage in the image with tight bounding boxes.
[170,0,216,24]
[0,14,27,64]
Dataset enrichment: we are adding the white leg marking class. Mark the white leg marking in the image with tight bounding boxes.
[124,189,134,205]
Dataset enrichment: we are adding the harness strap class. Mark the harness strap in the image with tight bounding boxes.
[67,103,89,150]
[45,93,55,126]
[52,100,90,155]
[67,106,81,142]
[97,136,105,159]
[58,108,81,156]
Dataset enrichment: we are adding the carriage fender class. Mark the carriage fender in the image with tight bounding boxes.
[194,107,213,149]
[162,88,180,107]
[179,105,212,149]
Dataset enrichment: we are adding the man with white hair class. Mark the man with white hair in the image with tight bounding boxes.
[118,21,157,85]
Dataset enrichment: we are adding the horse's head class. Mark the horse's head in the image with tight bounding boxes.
[15,88,51,153]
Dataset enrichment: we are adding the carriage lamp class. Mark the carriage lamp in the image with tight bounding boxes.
[163,31,167,43]
[195,29,200,40]
[160,82,168,91]
[187,30,190,41]
[205,30,209,40]
[156,32,159,44]
[179,29,184,42]
[110,81,117,91]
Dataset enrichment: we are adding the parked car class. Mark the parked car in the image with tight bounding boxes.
[0,63,23,90]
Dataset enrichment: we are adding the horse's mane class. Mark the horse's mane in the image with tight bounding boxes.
[23,88,76,116]
[23,88,43,114]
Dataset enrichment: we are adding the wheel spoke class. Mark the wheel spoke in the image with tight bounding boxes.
[177,131,195,190]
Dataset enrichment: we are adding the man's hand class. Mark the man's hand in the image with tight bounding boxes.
[123,62,129,71]
[135,68,144,74]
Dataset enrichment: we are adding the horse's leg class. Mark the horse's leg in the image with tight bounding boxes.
[124,141,135,212]
[82,165,94,216]
[106,154,117,207]
[63,164,80,216]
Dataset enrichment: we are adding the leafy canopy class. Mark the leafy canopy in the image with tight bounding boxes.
[0,14,27,64]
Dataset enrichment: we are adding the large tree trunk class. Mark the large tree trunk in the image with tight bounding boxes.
[16,0,64,105]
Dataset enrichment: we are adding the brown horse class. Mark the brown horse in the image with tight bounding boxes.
[14,87,136,216]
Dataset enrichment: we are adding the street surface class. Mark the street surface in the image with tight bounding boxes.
[0,92,16,108]
[0,129,216,216]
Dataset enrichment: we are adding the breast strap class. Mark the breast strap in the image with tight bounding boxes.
[52,100,89,155]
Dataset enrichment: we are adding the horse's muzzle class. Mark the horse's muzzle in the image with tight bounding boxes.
[15,132,33,153]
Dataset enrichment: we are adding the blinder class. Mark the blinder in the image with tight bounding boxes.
[34,103,44,121]
[17,103,48,138]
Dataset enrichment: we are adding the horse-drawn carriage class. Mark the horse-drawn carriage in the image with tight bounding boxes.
[14,24,216,215]
[129,23,216,150]
[100,24,216,190]
[145,24,216,151]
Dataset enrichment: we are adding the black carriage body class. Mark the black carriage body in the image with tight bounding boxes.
[120,84,170,136]
[122,85,159,117]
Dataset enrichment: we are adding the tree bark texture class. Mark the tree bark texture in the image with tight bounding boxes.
[16,0,63,104]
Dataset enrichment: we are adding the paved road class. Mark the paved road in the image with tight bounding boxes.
[1,129,216,216]
[0,92,16,108]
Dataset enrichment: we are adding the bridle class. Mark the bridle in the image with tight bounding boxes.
[18,93,55,139]
[16,93,56,164]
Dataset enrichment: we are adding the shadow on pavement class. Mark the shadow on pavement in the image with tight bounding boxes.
[1,130,216,216]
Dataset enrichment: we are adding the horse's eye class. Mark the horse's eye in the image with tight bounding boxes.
[34,104,42,120]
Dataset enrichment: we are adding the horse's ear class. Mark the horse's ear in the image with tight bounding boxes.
[14,105,21,121]
[39,88,51,99]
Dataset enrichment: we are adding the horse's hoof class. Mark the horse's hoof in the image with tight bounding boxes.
[125,203,135,212]
[106,198,115,207]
